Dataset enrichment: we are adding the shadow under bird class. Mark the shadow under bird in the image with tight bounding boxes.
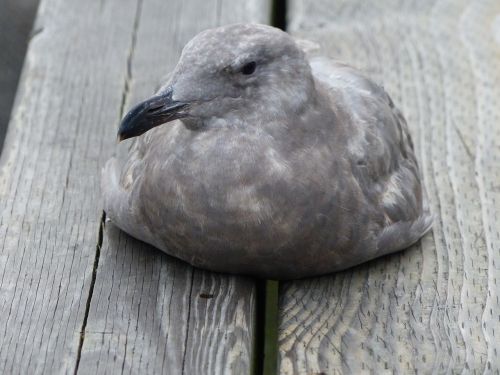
[102,24,432,279]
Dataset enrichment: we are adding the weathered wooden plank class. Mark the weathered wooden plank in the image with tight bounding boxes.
[0,0,269,374]
[78,225,257,374]
[279,0,500,373]
[76,1,269,374]
[0,0,141,373]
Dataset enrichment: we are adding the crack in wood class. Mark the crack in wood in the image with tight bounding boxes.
[73,1,145,372]
[73,211,105,375]
[181,269,195,375]
[118,0,144,123]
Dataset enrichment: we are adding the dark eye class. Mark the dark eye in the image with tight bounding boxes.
[241,61,256,75]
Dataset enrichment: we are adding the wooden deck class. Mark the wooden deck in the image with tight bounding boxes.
[0,0,499,374]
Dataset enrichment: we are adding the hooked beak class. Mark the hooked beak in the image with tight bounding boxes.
[117,87,188,141]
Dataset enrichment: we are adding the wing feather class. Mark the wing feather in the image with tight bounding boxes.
[310,56,432,249]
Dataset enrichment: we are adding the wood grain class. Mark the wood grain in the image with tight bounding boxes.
[0,0,140,372]
[279,0,500,373]
[0,0,268,373]
[77,225,257,374]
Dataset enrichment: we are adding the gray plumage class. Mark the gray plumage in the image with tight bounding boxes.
[102,24,432,279]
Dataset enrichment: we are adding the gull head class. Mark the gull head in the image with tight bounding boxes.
[118,24,315,140]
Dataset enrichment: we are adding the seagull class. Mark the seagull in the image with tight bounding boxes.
[102,24,432,279]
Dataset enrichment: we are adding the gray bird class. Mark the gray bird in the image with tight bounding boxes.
[102,24,432,279]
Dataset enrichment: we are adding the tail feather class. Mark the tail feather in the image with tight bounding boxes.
[376,212,433,255]
[377,181,433,254]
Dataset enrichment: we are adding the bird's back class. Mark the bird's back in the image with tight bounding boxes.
[309,57,433,264]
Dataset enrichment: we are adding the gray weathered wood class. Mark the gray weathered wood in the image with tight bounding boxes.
[0,0,140,372]
[279,0,500,373]
[0,0,269,373]
[78,226,257,374]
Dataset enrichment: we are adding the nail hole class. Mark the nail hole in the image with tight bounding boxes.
[199,293,214,299]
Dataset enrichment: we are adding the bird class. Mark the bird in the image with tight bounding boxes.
[101,23,432,280]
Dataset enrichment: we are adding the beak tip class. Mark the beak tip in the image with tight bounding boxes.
[114,87,185,142]
[117,132,126,143]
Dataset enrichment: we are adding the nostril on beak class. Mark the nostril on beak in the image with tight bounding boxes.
[147,104,165,115]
